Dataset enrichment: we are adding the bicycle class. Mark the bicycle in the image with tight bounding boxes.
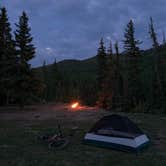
[38,125,77,150]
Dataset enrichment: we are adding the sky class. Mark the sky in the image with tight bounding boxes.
[1,0,166,66]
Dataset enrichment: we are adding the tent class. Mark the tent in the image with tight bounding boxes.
[83,114,149,152]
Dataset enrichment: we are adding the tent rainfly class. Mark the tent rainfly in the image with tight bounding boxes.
[83,114,149,152]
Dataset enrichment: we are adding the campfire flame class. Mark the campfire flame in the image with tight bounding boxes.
[71,102,79,109]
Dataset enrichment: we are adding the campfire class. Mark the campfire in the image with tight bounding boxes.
[71,102,79,109]
[69,101,95,111]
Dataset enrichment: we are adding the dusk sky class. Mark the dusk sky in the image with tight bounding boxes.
[1,0,166,66]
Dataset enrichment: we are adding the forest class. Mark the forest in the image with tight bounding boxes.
[0,7,165,113]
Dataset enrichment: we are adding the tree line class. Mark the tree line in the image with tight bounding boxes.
[0,6,165,112]
[97,19,166,112]
[41,18,165,113]
[0,7,43,107]
[41,59,98,105]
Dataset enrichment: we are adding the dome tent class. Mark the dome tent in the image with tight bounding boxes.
[83,114,149,152]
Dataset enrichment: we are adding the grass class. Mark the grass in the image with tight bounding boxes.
[0,108,166,166]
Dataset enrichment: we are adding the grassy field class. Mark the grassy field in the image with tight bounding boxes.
[0,104,166,166]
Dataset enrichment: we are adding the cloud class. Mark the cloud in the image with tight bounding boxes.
[45,47,55,55]
[1,0,166,66]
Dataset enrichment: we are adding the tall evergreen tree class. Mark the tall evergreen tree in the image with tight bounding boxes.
[107,40,113,55]
[96,38,107,108]
[15,11,35,64]
[14,11,36,106]
[103,40,116,109]
[149,17,165,109]
[123,20,143,108]
[149,17,159,50]
[49,58,59,100]
[115,42,119,67]
[113,41,124,109]
[123,20,142,56]
[97,38,107,89]
[0,7,16,105]
[42,60,48,101]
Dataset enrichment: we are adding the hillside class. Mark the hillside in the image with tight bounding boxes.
[36,55,98,84]
[35,45,166,105]
[36,46,165,75]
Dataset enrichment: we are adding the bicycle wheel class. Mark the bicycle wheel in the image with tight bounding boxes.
[48,138,70,150]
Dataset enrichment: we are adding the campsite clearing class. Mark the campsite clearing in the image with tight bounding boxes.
[0,103,166,166]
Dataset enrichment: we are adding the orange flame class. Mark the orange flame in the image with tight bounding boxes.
[71,102,79,109]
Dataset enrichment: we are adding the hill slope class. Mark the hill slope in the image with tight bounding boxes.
[35,45,166,105]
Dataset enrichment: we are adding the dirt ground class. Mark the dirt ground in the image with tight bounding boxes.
[1,103,166,153]
[0,103,109,121]
[0,103,166,166]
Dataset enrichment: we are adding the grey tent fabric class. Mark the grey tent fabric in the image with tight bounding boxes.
[84,114,149,152]
[90,114,143,138]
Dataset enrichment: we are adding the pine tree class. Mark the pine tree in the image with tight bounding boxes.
[50,58,59,100]
[97,38,107,89]
[15,11,35,63]
[104,41,116,109]
[149,17,159,50]
[14,11,36,107]
[107,40,113,55]
[115,42,119,68]
[113,41,124,109]
[149,17,165,109]
[96,38,107,108]
[42,60,48,101]
[124,20,142,56]
[0,7,16,105]
[123,20,143,108]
